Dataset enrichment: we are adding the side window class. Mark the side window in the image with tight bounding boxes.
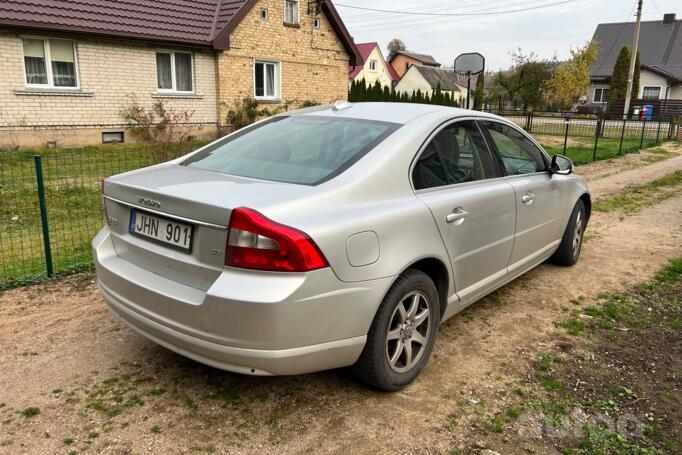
[413,121,498,190]
[483,121,547,175]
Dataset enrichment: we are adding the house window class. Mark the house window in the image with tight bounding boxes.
[260,8,268,20]
[593,87,609,103]
[642,86,661,100]
[284,0,299,24]
[102,132,124,144]
[313,18,321,28]
[23,38,78,88]
[156,51,194,93]
[254,61,280,100]
[369,60,378,72]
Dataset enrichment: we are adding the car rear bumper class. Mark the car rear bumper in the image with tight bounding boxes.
[93,228,393,375]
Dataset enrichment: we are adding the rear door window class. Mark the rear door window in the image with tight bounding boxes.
[481,121,548,175]
[183,116,400,185]
[413,120,499,190]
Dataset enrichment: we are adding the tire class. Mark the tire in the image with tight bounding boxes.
[351,269,441,391]
[550,199,586,266]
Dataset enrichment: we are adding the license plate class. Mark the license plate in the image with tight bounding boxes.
[129,210,193,252]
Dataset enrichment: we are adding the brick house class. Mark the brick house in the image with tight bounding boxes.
[0,0,361,148]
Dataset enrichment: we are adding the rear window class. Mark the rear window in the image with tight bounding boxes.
[182,116,400,185]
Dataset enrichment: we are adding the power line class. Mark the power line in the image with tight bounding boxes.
[345,0,569,26]
[594,0,638,71]
[334,0,581,17]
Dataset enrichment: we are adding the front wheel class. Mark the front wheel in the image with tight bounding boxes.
[351,269,441,391]
[550,199,586,266]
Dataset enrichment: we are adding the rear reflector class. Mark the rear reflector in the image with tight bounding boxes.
[226,208,329,272]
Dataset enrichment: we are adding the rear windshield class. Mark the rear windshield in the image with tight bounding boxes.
[182,116,400,185]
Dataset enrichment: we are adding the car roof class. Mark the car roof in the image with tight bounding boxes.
[291,102,503,125]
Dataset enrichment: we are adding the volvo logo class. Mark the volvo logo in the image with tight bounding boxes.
[137,196,161,209]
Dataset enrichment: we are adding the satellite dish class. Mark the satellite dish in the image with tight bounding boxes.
[454,52,485,76]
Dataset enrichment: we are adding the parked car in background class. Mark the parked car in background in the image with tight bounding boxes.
[93,102,590,391]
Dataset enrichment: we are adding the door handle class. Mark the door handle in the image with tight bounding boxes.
[522,192,536,205]
[446,208,469,224]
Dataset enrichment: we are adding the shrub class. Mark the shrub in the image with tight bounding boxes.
[120,97,197,163]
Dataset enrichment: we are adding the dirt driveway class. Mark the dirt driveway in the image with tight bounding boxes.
[1,145,681,455]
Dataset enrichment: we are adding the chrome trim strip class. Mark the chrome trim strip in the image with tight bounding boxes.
[103,195,228,231]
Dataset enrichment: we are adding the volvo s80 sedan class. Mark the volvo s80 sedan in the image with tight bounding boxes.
[94,102,590,391]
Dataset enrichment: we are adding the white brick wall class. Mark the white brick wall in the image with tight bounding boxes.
[0,30,218,129]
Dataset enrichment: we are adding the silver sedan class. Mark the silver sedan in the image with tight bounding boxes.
[94,102,590,391]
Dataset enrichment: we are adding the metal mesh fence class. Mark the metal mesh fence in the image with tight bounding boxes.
[0,141,208,289]
[0,114,678,289]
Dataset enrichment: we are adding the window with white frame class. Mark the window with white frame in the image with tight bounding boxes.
[254,61,280,100]
[369,60,378,71]
[642,86,661,100]
[156,51,194,92]
[593,87,609,103]
[23,38,78,88]
[284,0,299,24]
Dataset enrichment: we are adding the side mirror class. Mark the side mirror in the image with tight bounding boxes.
[551,154,573,176]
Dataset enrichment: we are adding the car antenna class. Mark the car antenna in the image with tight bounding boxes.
[332,100,353,111]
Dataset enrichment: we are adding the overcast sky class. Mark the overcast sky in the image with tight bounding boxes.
[335,0,680,70]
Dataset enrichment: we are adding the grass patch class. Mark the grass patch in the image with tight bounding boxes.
[538,136,658,165]
[0,140,210,286]
[593,171,682,215]
[19,407,40,418]
[85,371,154,418]
[561,424,661,455]
[655,258,682,283]
[63,438,74,446]
[150,425,161,434]
[555,317,586,336]
[488,405,523,433]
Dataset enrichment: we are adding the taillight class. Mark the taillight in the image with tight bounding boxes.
[226,208,329,272]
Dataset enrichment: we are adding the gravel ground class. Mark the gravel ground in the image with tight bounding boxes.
[1,145,681,455]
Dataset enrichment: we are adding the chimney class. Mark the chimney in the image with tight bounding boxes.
[663,13,676,24]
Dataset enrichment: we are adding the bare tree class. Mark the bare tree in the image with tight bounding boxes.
[387,38,406,61]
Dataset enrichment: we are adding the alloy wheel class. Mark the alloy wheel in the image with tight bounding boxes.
[386,291,432,373]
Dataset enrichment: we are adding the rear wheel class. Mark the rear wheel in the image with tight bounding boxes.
[550,200,586,266]
[351,269,440,391]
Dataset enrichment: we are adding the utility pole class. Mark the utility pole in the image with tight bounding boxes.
[623,0,643,119]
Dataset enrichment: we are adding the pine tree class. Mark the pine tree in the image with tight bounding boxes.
[608,46,630,112]
[382,85,390,101]
[473,74,485,110]
[371,81,382,101]
[433,82,442,105]
[349,80,356,102]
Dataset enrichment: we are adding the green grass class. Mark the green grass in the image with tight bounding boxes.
[555,317,586,336]
[19,407,40,418]
[593,171,682,215]
[538,137,658,165]
[0,140,210,287]
[561,424,661,455]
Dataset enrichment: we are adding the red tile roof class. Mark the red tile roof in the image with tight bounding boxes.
[349,42,399,81]
[0,0,362,65]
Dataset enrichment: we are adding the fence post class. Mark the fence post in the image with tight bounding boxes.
[593,119,601,162]
[639,118,646,150]
[34,155,53,277]
[562,117,570,156]
[618,120,626,155]
[655,119,662,144]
